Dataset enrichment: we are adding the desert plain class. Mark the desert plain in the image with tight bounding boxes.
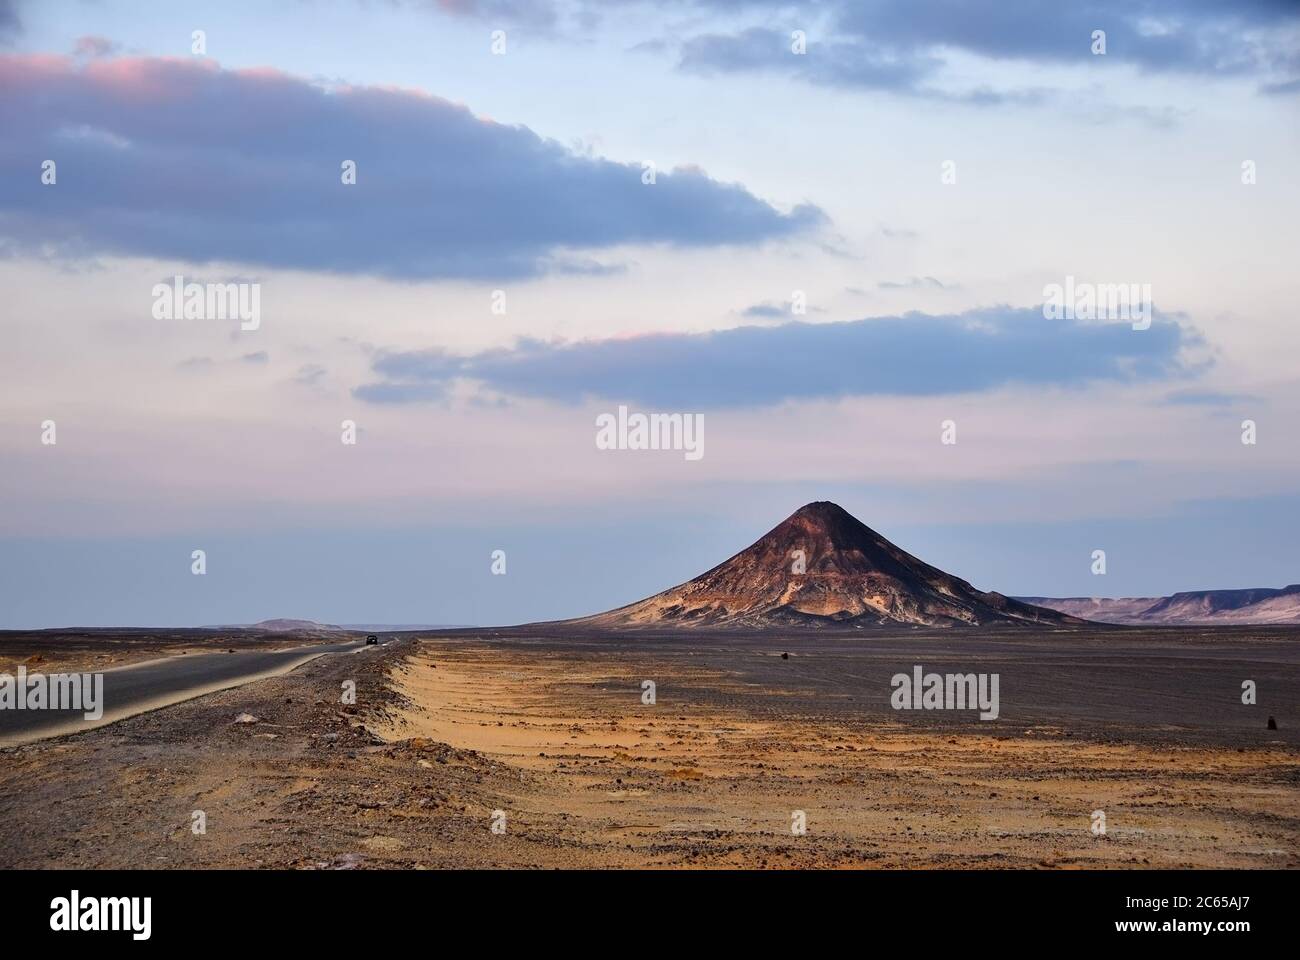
[0,625,1297,869]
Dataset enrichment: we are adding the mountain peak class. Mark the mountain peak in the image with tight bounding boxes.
[777,501,880,548]
[791,500,851,519]
[575,502,1079,629]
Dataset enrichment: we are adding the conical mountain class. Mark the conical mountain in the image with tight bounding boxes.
[578,501,1081,628]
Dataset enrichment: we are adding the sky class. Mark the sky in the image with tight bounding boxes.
[0,0,1298,627]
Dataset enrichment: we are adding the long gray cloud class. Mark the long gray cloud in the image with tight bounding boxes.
[675,0,1300,96]
[355,307,1200,407]
[404,1,1300,96]
[0,54,823,279]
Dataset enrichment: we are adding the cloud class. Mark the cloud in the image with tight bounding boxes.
[73,36,119,58]
[0,0,18,42]
[386,0,1300,97]
[356,306,1200,408]
[0,54,824,280]
[741,297,824,319]
[178,351,270,370]
[1261,77,1300,96]
[671,0,1300,97]
[680,26,942,96]
[741,302,788,319]
[354,380,449,404]
[1160,388,1257,407]
[828,0,1296,72]
[426,0,562,30]
[879,276,948,290]
[294,364,327,386]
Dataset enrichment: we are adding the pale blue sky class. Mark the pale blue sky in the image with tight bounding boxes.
[1,0,1297,626]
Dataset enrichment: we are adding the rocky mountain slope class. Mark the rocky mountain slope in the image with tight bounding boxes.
[576,501,1082,628]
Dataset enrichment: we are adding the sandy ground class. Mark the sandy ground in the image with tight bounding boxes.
[1,631,1296,869]
[370,640,1300,868]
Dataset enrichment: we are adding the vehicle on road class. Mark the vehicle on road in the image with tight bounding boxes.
[365,634,379,645]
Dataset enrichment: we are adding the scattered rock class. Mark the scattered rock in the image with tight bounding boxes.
[233,713,260,724]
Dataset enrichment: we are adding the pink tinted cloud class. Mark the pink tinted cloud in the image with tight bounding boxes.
[0,52,822,280]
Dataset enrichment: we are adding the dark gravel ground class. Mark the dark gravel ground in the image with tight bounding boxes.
[425,624,1300,747]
